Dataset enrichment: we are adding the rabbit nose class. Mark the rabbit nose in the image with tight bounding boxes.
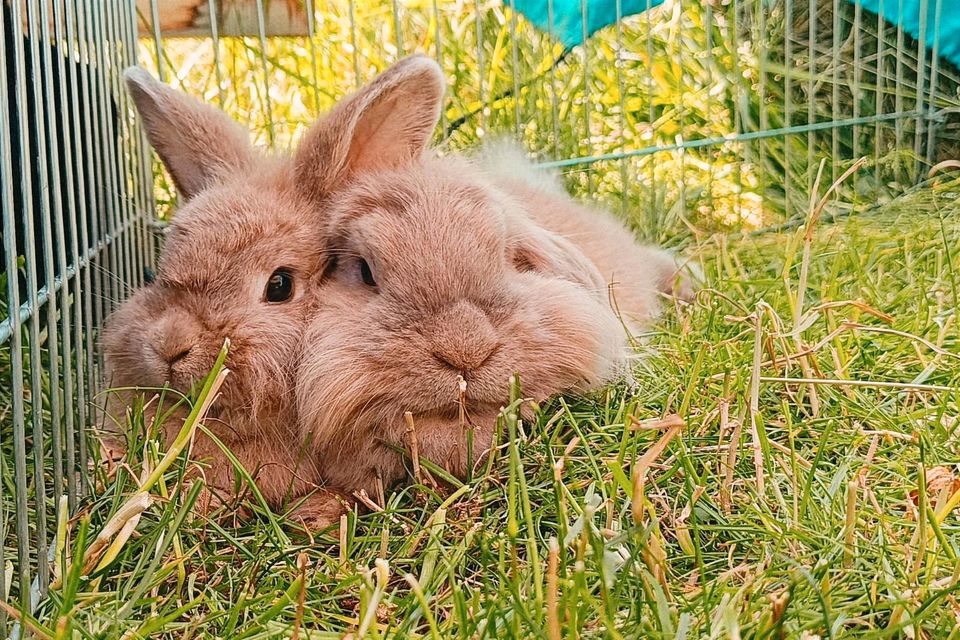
[150,313,201,367]
[429,301,499,372]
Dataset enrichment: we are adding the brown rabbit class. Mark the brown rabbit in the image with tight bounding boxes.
[99,66,370,526]
[293,56,695,499]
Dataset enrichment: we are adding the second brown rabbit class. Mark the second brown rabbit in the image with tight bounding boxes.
[293,56,697,499]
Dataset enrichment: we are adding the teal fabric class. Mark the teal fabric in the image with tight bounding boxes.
[508,0,957,70]
[508,0,665,48]
[851,0,959,69]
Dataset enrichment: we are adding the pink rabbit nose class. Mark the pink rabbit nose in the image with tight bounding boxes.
[429,301,499,372]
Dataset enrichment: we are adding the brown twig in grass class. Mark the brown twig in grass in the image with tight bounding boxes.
[404,412,437,488]
[717,398,733,513]
[405,411,424,485]
[292,552,309,640]
[722,412,744,516]
[629,413,686,431]
[749,309,767,498]
[631,416,685,526]
[338,513,348,569]
[0,599,54,640]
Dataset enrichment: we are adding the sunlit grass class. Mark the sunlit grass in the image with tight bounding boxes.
[138,0,960,239]
[12,171,960,638]
[5,0,960,635]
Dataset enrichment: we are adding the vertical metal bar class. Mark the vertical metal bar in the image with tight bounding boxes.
[149,0,165,81]
[77,1,102,485]
[874,0,886,188]
[732,0,743,227]
[924,0,942,165]
[784,0,793,220]
[123,0,151,283]
[757,0,768,215]
[431,0,446,134]
[614,0,628,216]
[675,0,685,219]
[9,0,50,598]
[108,0,137,296]
[118,0,149,294]
[128,0,157,272]
[35,0,68,516]
[704,0,717,219]
[348,0,360,85]
[305,0,321,113]
[852,0,863,178]
[831,0,841,180]
[253,0,275,146]
[579,0,593,195]
[546,0,560,159]
[209,0,226,110]
[894,0,906,184]
[646,0,655,226]
[507,0,522,138]
[63,0,93,502]
[87,4,115,457]
[104,2,133,305]
[0,0,32,611]
[391,0,404,54]
[807,0,817,193]
[473,0,485,134]
[91,4,123,329]
[913,0,928,178]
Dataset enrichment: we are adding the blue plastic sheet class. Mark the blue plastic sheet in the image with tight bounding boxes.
[508,0,957,72]
[852,0,958,69]
[508,0,666,48]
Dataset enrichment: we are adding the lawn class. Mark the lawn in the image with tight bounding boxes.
[15,171,960,638]
[4,0,960,636]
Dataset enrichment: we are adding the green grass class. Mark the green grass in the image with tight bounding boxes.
[139,0,960,237]
[5,0,960,635]
[13,172,960,638]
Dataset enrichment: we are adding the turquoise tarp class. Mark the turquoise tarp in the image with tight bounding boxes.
[853,0,959,69]
[509,0,665,48]
[509,0,959,71]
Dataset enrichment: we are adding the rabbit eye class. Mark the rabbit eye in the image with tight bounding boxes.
[358,259,377,288]
[265,269,294,303]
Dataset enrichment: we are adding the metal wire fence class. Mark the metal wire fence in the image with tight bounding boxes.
[1,0,957,631]
[0,0,153,631]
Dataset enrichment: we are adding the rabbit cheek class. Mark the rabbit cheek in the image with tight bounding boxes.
[499,278,625,398]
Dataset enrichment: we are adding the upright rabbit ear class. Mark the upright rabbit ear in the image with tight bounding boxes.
[294,54,445,201]
[124,67,255,200]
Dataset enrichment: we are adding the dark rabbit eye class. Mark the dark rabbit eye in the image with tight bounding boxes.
[265,269,294,303]
[358,259,377,288]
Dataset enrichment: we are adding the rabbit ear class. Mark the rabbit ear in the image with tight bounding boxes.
[294,54,445,201]
[511,218,608,294]
[124,67,255,200]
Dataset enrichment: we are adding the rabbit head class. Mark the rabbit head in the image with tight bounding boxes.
[101,69,324,439]
[293,57,627,489]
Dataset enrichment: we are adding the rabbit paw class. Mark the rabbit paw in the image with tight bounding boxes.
[288,490,352,531]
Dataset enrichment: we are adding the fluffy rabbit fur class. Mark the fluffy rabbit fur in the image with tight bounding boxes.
[99,66,388,525]
[295,56,695,498]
